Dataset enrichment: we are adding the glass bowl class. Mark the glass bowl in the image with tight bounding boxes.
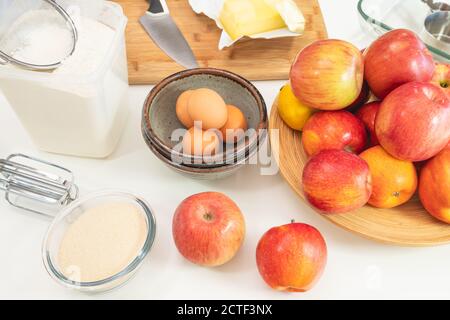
[358,0,450,62]
[42,191,157,293]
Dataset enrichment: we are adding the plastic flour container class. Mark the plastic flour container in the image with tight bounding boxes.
[0,0,129,158]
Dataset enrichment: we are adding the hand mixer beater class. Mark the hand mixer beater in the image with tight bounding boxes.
[0,154,78,217]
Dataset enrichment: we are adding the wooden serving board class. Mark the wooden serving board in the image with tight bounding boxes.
[269,98,450,247]
[113,0,327,84]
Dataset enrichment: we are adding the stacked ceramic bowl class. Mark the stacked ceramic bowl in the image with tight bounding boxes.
[142,68,268,179]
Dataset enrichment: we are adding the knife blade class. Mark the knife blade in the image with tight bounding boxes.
[139,0,199,69]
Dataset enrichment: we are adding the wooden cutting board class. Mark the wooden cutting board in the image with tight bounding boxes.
[113,0,328,84]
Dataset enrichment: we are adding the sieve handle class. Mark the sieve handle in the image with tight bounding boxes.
[0,52,10,65]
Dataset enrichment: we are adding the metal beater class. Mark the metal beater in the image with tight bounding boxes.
[0,154,78,217]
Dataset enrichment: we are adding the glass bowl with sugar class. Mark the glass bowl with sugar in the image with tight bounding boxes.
[42,191,156,293]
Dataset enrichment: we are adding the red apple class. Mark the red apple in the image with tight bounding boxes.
[302,111,368,157]
[375,82,450,161]
[364,29,435,99]
[290,39,364,110]
[302,149,372,214]
[355,101,381,147]
[256,222,327,292]
[432,62,450,96]
[172,192,245,267]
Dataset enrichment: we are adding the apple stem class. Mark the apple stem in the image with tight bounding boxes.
[291,219,295,224]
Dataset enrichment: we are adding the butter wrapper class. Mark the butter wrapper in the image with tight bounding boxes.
[188,0,304,50]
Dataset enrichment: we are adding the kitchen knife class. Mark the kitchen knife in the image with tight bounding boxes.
[139,0,199,69]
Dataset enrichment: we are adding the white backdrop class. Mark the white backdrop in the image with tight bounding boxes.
[1,0,449,299]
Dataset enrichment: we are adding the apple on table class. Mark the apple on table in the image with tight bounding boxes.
[172,192,245,267]
[256,222,327,292]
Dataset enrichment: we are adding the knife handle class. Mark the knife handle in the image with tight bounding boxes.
[149,0,169,15]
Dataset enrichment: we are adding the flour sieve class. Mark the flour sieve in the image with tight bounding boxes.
[0,154,79,217]
[0,0,78,71]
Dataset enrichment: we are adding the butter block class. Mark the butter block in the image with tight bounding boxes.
[268,0,306,33]
[219,0,287,40]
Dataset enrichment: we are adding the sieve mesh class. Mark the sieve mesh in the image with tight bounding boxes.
[0,0,77,70]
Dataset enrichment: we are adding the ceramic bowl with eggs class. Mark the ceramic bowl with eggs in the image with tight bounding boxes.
[142,68,268,179]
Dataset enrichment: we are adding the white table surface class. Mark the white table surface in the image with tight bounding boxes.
[1,0,449,300]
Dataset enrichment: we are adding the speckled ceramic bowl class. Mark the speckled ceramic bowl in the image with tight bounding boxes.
[142,132,247,180]
[142,68,267,169]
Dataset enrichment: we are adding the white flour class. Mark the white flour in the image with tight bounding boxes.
[55,15,116,75]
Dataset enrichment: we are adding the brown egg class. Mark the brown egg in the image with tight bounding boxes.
[220,105,248,143]
[176,90,194,128]
[182,127,221,156]
[187,88,228,130]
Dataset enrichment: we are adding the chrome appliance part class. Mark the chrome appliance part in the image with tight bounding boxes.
[0,154,79,217]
